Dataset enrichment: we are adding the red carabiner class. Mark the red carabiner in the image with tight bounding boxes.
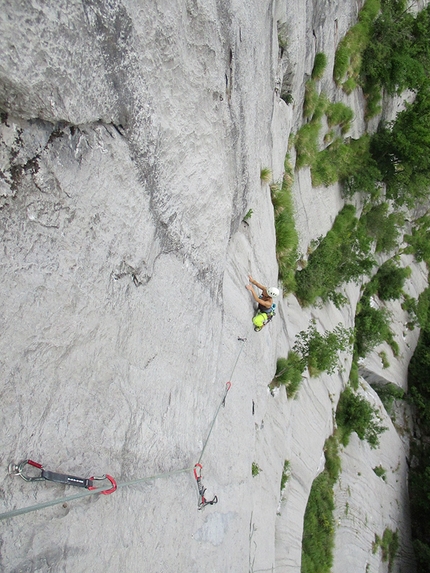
[88,474,117,495]
[193,463,203,480]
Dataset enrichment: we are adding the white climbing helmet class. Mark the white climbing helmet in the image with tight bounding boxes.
[267,287,280,298]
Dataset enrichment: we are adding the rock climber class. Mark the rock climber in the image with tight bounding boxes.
[246,275,279,310]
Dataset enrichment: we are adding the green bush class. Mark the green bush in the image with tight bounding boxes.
[360,202,404,253]
[333,0,381,88]
[280,460,291,491]
[295,205,374,306]
[404,215,430,265]
[349,360,359,390]
[374,528,399,571]
[295,121,321,168]
[366,259,411,301]
[252,462,261,477]
[371,382,404,414]
[373,465,387,480]
[325,102,354,130]
[336,386,387,448]
[271,155,299,293]
[312,52,328,80]
[293,320,353,376]
[355,292,395,358]
[303,80,319,118]
[301,435,341,573]
[272,352,305,398]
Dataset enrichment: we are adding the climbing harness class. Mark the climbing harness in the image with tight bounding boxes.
[8,460,117,495]
[253,304,276,332]
[193,463,217,510]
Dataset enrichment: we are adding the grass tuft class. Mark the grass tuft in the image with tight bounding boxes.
[260,167,272,183]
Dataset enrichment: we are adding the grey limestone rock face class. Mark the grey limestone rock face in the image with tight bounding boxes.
[0,1,423,572]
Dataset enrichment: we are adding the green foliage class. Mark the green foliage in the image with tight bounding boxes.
[360,202,404,253]
[260,167,272,183]
[303,80,319,118]
[336,386,387,448]
[408,300,430,433]
[281,92,294,105]
[404,214,430,265]
[312,52,328,80]
[242,208,253,222]
[325,102,354,131]
[373,465,387,480]
[333,0,380,89]
[349,360,359,390]
[354,290,396,358]
[417,288,430,330]
[280,460,291,491]
[413,539,430,573]
[301,435,341,573]
[293,320,353,377]
[295,205,374,306]
[371,89,430,205]
[312,135,375,188]
[371,382,404,414]
[272,352,305,398]
[324,434,341,482]
[271,155,299,293]
[252,462,261,477]
[378,350,390,369]
[362,1,430,97]
[366,259,411,301]
[373,528,399,571]
[295,121,321,169]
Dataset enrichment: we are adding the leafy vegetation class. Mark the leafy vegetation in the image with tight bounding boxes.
[336,386,387,448]
[372,528,399,571]
[354,290,397,358]
[293,321,353,377]
[325,102,354,132]
[404,213,430,265]
[333,0,381,91]
[280,460,291,492]
[271,353,305,398]
[301,435,341,573]
[252,462,261,477]
[362,2,430,98]
[373,465,387,480]
[360,202,404,253]
[271,323,352,396]
[295,205,374,306]
[242,208,253,223]
[365,259,411,302]
[312,52,328,81]
[271,156,299,293]
[371,382,404,415]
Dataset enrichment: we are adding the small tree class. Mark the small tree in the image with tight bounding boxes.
[336,387,387,448]
[293,321,353,376]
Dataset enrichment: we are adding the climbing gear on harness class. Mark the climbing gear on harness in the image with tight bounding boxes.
[193,463,217,510]
[253,304,276,332]
[8,460,117,495]
[267,287,280,298]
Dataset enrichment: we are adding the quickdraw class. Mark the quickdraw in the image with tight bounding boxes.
[222,381,232,407]
[8,460,117,495]
[193,463,217,510]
